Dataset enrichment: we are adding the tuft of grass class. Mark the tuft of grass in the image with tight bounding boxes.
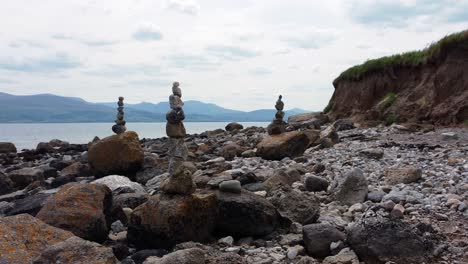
[464,120,468,126]
[379,92,397,111]
[334,30,468,83]
[323,101,333,113]
[385,113,398,126]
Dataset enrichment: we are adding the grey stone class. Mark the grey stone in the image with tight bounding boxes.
[305,175,329,192]
[219,180,241,194]
[303,223,345,258]
[331,168,368,206]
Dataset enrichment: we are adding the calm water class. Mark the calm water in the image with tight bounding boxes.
[0,122,269,150]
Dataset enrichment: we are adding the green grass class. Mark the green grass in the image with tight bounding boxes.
[464,120,468,126]
[385,113,398,126]
[323,101,333,113]
[379,92,397,111]
[334,30,468,83]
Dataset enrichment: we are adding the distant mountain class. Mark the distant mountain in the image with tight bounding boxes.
[0,92,310,123]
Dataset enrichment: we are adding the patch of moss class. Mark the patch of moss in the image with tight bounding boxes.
[323,102,333,114]
[384,113,398,126]
[379,92,397,111]
[334,30,468,83]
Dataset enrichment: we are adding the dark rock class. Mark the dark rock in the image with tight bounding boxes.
[61,162,90,177]
[225,122,244,131]
[270,190,320,225]
[366,191,386,203]
[331,168,368,206]
[305,175,329,192]
[36,183,113,243]
[36,142,55,154]
[215,190,279,237]
[8,167,44,189]
[51,175,76,188]
[0,172,14,195]
[5,192,52,216]
[166,122,187,138]
[128,192,218,249]
[303,223,345,258]
[257,131,310,160]
[360,148,384,160]
[131,249,168,264]
[347,216,434,263]
[49,159,73,171]
[219,180,242,194]
[112,243,130,260]
[264,169,301,192]
[243,182,266,192]
[236,171,258,185]
[332,119,355,131]
[0,142,17,154]
[220,143,244,161]
[38,165,58,178]
[113,192,149,210]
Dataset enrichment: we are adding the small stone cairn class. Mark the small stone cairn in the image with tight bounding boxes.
[112,96,127,135]
[267,95,286,135]
[161,82,196,194]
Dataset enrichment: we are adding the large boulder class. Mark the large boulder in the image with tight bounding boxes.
[33,236,118,264]
[303,223,345,258]
[256,131,310,160]
[331,169,368,206]
[225,122,244,132]
[36,183,112,242]
[0,172,14,195]
[88,131,144,177]
[288,112,328,129]
[128,192,218,249]
[347,215,434,263]
[215,190,280,237]
[0,142,17,154]
[0,214,74,264]
[270,190,320,225]
[92,175,146,194]
[8,167,44,189]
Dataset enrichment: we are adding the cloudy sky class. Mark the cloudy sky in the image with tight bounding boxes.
[0,0,467,111]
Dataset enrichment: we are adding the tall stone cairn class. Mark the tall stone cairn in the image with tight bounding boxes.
[112,96,127,135]
[161,82,196,195]
[267,95,286,135]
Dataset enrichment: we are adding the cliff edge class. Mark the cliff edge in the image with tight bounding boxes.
[326,30,468,125]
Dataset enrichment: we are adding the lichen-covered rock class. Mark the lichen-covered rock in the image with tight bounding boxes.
[215,190,280,237]
[0,214,74,264]
[88,131,144,177]
[128,192,218,249]
[36,183,112,242]
[33,236,118,264]
[257,131,310,161]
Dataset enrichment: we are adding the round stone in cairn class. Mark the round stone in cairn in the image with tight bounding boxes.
[112,97,127,135]
[275,110,285,120]
[166,122,186,138]
[275,95,284,111]
[169,95,184,110]
[160,166,196,195]
[172,82,182,97]
[167,138,188,159]
[166,109,185,124]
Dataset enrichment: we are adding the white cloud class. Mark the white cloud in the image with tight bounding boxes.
[167,0,200,15]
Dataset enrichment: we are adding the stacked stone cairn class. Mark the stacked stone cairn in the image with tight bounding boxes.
[161,82,196,194]
[267,95,286,135]
[112,96,127,135]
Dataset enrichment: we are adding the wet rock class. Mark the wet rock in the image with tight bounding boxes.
[216,190,279,237]
[93,175,146,194]
[270,190,320,225]
[219,180,242,194]
[331,168,368,206]
[33,236,118,264]
[36,183,112,243]
[347,215,434,263]
[88,131,144,177]
[225,122,244,132]
[143,248,205,264]
[128,192,217,249]
[303,223,345,258]
[385,166,422,185]
[0,214,74,264]
[8,167,44,189]
[304,175,329,192]
[0,142,17,154]
[256,131,310,160]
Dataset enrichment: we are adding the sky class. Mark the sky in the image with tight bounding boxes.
[0,0,467,111]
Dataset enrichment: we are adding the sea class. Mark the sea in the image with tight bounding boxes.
[0,122,269,150]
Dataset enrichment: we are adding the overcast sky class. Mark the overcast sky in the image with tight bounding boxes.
[0,0,467,111]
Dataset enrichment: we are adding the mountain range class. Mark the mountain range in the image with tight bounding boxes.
[0,92,310,123]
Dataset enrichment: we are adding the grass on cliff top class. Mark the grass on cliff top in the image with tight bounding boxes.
[335,29,468,83]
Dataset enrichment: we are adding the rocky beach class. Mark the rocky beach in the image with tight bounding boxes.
[0,109,467,263]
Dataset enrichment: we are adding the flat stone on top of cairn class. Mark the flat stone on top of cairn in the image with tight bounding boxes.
[112,96,127,135]
[161,82,196,195]
[267,95,286,135]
